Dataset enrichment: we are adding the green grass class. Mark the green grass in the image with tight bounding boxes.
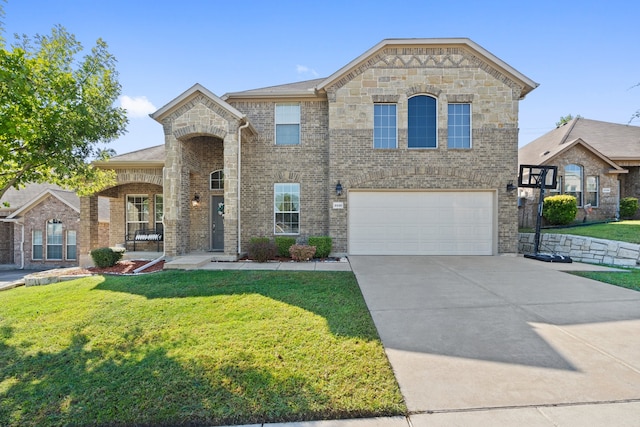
[571,269,640,292]
[0,271,406,426]
[522,220,640,244]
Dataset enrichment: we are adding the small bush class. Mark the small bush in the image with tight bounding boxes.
[543,195,578,225]
[289,245,316,262]
[274,236,296,257]
[620,197,639,219]
[308,236,332,258]
[247,237,277,263]
[90,247,124,268]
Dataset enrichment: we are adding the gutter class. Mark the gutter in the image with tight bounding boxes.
[238,120,250,256]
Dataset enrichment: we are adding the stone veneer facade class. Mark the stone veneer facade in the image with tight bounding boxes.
[82,39,536,261]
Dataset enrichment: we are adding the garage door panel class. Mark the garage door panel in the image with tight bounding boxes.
[349,191,494,255]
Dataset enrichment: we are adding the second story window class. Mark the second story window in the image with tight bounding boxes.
[447,103,471,149]
[408,95,437,149]
[275,103,300,145]
[374,104,397,149]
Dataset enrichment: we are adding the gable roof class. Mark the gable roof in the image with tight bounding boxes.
[519,118,640,167]
[95,144,166,168]
[6,188,80,219]
[0,183,65,215]
[224,38,538,101]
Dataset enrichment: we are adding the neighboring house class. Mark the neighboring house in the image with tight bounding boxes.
[518,117,640,226]
[0,184,109,269]
[81,38,538,265]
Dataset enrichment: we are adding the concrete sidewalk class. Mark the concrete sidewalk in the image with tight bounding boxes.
[347,255,640,427]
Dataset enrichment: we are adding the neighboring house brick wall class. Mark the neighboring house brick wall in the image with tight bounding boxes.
[15,196,79,269]
[0,219,14,264]
[231,100,330,249]
[325,48,521,253]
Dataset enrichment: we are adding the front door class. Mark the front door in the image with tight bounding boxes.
[211,195,224,251]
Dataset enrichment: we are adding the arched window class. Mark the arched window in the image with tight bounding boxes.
[210,170,224,190]
[408,95,437,148]
[564,164,583,207]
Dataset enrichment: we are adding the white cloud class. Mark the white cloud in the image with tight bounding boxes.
[119,95,157,118]
[296,64,319,77]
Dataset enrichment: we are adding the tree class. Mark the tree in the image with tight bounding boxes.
[0,20,127,200]
[555,114,581,128]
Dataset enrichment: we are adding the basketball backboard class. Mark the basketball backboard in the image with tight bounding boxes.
[518,165,558,189]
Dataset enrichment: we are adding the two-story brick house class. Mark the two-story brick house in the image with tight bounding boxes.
[80,38,537,265]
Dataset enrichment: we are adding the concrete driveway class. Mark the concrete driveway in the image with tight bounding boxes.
[349,256,640,426]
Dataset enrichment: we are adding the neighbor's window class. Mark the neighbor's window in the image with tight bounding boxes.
[154,194,163,233]
[33,230,43,260]
[374,104,397,149]
[564,164,583,207]
[274,183,300,234]
[447,103,471,149]
[126,195,149,236]
[46,219,63,260]
[210,170,224,190]
[66,230,77,260]
[408,95,437,148]
[275,103,300,145]
[586,176,598,207]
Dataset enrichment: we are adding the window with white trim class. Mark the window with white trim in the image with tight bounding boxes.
[564,164,583,207]
[374,104,397,149]
[33,230,43,260]
[126,195,149,236]
[46,219,63,260]
[154,194,163,233]
[447,103,471,148]
[586,176,598,207]
[66,230,77,260]
[275,103,300,145]
[274,183,300,235]
[408,95,437,148]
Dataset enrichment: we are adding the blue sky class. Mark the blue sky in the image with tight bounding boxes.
[3,0,639,155]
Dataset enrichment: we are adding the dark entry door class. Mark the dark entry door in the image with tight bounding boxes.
[211,195,224,251]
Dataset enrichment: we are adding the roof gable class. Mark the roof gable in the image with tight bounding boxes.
[7,189,80,219]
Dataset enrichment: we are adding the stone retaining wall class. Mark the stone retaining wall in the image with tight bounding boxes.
[518,233,640,267]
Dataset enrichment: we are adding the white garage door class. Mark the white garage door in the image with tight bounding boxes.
[348,191,494,255]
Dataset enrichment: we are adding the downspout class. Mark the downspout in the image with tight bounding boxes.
[237,120,250,256]
[4,219,25,269]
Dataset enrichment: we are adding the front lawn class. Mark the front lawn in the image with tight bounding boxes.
[522,220,640,244]
[0,270,405,426]
[571,269,640,292]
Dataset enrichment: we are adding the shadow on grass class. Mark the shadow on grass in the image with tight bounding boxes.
[93,270,377,340]
[0,327,341,427]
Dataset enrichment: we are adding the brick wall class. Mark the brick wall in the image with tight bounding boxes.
[0,219,14,264]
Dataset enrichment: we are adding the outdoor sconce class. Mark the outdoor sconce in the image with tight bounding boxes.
[506,181,517,192]
[191,193,201,207]
[335,181,343,197]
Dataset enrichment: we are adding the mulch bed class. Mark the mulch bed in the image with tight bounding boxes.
[58,260,165,276]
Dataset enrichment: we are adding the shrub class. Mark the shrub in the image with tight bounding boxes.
[289,245,316,261]
[543,195,578,225]
[274,236,296,257]
[308,236,332,258]
[247,237,277,262]
[90,247,124,268]
[620,197,639,219]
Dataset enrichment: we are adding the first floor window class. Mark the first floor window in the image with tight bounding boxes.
[154,194,164,233]
[586,176,599,207]
[374,104,397,149]
[564,164,583,207]
[66,230,77,260]
[274,183,300,234]
[46,219,63,260]
[447,103,471,148]
[126,195,149,236]
[33,230,43,260]
[275,103,300,145]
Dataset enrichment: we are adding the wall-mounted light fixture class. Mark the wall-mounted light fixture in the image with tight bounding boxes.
[506,181,516,192]
[191,193,201,207]
[335,181,343,197]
